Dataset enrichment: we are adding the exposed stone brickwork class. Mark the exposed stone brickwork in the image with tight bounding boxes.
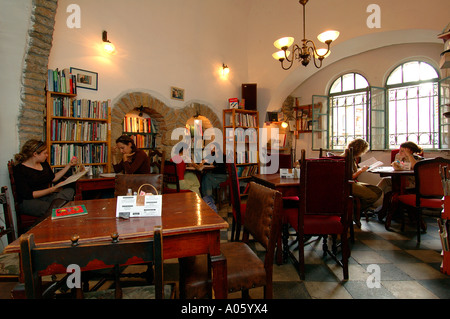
[18,0,57,148]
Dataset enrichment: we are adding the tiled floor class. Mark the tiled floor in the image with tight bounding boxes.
[217,205,450,299]
[1,204,449,299]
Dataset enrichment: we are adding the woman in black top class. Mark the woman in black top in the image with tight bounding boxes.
[13,139,78,217]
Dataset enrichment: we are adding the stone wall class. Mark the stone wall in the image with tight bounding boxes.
[18,0,57,148]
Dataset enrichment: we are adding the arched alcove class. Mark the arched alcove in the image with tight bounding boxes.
[111,91,222,157]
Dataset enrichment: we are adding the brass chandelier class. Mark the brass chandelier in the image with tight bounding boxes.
[272,0,339,70]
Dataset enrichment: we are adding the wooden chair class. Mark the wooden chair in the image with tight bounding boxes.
[179,181,282,299]
[397,157,450,243]
[20,226,169,299]
[283,149,353,280]
[0,186,16,243]
[226,162,247,241]
[0,186,20,282]
[148,150,165,174]
[114,173,162,196]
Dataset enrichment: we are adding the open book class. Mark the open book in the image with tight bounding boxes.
[55,168,88,188]
[359,157,384,171]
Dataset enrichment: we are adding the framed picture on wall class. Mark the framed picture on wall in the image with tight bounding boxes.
[171,86,185,101]
[70,67,98,90]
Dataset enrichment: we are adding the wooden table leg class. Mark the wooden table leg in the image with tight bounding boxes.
[210,254,227,299]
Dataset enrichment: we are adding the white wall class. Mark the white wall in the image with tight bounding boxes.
[0,0,32,248]
[49,0,252,118]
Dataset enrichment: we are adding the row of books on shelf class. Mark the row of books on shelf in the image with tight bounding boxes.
[127,134,157,149]
[123,116,158,133]
[47,68,77,94]
[50,143,108,166]
[224,112,257,127]
[50,119,108,142]
[52,96,109,119]
[236,164,258,178]
[236,150,258,164]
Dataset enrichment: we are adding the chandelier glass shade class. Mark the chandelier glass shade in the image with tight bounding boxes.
[273,0,339,70]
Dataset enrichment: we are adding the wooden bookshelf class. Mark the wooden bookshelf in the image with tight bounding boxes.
[45,91,111,174]
[223,109,259,183]
[121,113,159,153]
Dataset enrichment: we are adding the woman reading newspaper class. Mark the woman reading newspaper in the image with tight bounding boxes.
[13,139,78,217]
[344,139,383,223]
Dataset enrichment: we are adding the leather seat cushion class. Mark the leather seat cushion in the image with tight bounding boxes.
[181,242,265,298]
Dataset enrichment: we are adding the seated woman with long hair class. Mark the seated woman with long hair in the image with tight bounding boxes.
[13,139,77,217]
[112,135,151,174]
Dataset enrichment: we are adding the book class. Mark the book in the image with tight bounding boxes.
[359,157,384,171]
[52,204,88,219]
[228,98,239,109]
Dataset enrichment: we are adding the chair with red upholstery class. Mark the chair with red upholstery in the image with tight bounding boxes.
[162,160,190,194]
[397,157,450,243]
[283,148,353,280]
[179,181,282,299]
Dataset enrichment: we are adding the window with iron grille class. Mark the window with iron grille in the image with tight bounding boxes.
[328,73,369,150]
[386,61,439,150]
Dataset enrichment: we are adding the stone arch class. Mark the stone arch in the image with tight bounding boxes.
[111,92,222,157]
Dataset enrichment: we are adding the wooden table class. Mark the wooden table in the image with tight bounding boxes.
[369,166,414,230]
[252,173,300,197]
[5,192,229,298]
[75,174,115,200]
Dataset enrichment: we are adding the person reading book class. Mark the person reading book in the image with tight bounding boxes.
[344,138,382,219]
[13,139,77,217]
[376,141,424,221]
[112,134,151,174]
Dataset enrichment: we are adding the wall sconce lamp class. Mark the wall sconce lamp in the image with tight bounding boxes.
[281,121,289,128]
[102,30,116,54]
[222,64,230,76]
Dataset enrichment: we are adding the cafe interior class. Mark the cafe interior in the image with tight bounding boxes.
[1,0,450,301]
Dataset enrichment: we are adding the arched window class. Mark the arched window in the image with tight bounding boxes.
[386,61,439,149]
[328,73,370,149]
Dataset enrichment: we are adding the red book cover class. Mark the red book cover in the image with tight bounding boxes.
[52,205,88,219]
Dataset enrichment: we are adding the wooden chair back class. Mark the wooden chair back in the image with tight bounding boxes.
[299,148,352,218]
[0,186,16,243]
[414,157,450,200]
[114,174,162,196]
[148,150,165,174]
[162,160,182,193]
[243,182,282,268]
[20,226,164,299]
[226,162,244,240]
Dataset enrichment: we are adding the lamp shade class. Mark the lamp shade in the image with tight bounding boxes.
[272,50,291,61]
[317,30,339,43]
[273,37,294,50]
[103,41,116,54]
[315,48,331,58]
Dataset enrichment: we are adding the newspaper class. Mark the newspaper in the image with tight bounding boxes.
[55,168,88,188]
[359,157,384,171]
